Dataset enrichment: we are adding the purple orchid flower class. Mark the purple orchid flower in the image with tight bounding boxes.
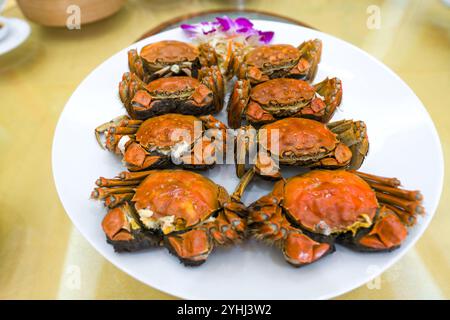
[181,16,274,45]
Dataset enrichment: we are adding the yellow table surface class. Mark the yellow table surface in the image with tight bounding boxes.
[0,0,449,299]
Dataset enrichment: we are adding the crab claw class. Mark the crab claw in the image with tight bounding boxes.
[131,90,153,111]
[313,77,343,123]
[165,229,213,266]
[101,204,160,252]
[327,119,369,170]
[244,101,276,125]
[248,182,334,267]
[353,206,408,251]
[294,39,322,82]
[254,152,282,180]
[246,66,269,83]
[282,232,333,267]
[123,142,168,171]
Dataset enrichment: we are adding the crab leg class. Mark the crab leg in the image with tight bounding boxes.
[353,171,424,216]
[96,177,142,187]
[127,49,145,81]
[198,43,218,67]
[151,66,171,79]
[227,79,251,129]
[375,192,424,215]
[231,168,255,202]
[104,193,134,208]
[186,115,228,166]
[95,115,131,149]
[351,171,400,187]
[117,170,150,180]
[223,40,240,79]
[91,171,154,211]
[199,66,225,113]
[96,117,169,171]
[369,182,422,201]
[118,72,148,118]
[205,185,248,245]
[108,127,138,135]
[91,186,135,200]
[234,125,257,178]
[95,115,142,152]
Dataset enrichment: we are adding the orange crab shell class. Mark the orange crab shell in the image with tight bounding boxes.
[132,170,220,228]
[135,114,200,149]
[140,40,199,64]
[245,44,300,70]
[250,78,315,106]
[283,170,379,234]
[259,118,341,157]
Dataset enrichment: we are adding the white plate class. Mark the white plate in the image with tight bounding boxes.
[0,17,30,55]
[0,16,9,41]
[52,21,444,299]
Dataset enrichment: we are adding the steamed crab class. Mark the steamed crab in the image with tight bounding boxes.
[95,113,227,171]
[119,66,224,120]
[227,77,342,128]
[228,39,322,84]
[91,169,252,266]
[127,40,218,82]
[243,169,424,267]
[235,117,368,178]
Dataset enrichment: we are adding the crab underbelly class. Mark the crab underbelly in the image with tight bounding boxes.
[145,139,194,157]
[261,101,309,118]
[277,149,332,166]
[260,62,297,75]
[134,97,214,119]
[144,59,198,69]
